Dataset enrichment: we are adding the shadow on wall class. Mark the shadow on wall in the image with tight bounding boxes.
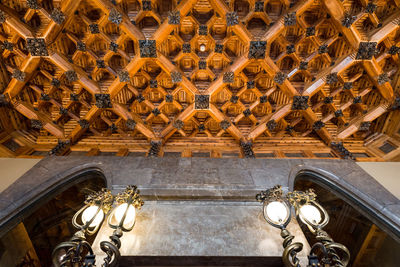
[0,170,106,267]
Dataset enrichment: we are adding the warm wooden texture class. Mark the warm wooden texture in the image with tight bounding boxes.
[0,0,399,159]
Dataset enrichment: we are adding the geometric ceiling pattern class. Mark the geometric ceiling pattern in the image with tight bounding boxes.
[0,0,399,159]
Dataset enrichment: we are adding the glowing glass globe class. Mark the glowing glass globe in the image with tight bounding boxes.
[82,205,104,227]
[300,204,322,225]
[114,203,136,228]
[265,201,288,225]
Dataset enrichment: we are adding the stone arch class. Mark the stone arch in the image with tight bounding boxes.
[287,164,400,242]
[0,164,109,236]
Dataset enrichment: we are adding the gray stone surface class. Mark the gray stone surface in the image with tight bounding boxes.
[0,157,399,241]
[93,201,310,263]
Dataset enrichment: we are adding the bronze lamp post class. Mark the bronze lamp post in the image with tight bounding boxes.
[256,185,350,267]
[52,185,144,267]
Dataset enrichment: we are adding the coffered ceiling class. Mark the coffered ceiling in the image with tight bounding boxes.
[0,0,399,160]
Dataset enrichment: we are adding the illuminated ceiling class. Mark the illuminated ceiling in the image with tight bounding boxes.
[0,0,399,159]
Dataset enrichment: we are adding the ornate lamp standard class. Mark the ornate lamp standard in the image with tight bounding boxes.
[52,185,144,267]
[256,185,350,267]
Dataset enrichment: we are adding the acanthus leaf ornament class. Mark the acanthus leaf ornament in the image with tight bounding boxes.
[292,96,309,110]
[168,11,180,25]
[139,40,157,58]
[248,41,266,59]
[195,95,210,109]
[95,94,112,108]
[284,12,296,26]
[126,119,136,130]
[173,119,184,130]
[50,8,65,24]
[267,120,277,131]
[220,120,231,130]
[109,8,122,25]
[226,12,239,26]
[240,141,255,158]
[356,42,377,60]
[148,141,161,157]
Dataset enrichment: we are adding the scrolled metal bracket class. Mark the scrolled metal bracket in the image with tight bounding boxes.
[315,229,350,267]
[256,185,350,267]
[52,230,94,267]
[281,228,303,267]
[52,186,144,267]
[100,230,122,267]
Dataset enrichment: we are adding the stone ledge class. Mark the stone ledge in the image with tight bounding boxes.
[0,157,398,241]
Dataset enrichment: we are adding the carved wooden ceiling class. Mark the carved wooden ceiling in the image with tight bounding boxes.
[0,0,400,160]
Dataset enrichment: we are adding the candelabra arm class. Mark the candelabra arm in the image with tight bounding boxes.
[281,228,303,267]
[52,230,94,267]
[100,228,123,267]
[315,229,350,267]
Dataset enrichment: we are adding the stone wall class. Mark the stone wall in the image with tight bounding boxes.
[0,157,399,243]
[92,200,310,264]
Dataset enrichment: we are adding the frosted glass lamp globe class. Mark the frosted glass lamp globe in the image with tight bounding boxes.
[265,201,288,225]
[82,205,104,228]
[114,203,136,228]
[300,204,322,225]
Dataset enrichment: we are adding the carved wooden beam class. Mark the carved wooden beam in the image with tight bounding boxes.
[156,54,199,95]
[152,0,198,42]
[210,0,252,43]
[362,59,394,100]
[262,59,331,144]
[161,103,196,142]
[0,143,17,157]
[5,56,41,98]
[208,104,244,141]
[320,3,397,102]
[206,55,248,95]
[263,57,297,97]
[42,0,82,41]
[68,106,102,143]
[261,0,314,42]
[369,11,400,44]
[48,52,101,94]
[13,101,64,138]
[302,108,332,144]
[92,0,145,41]
[112,103,156,140]
[107,56,145,99]
[0,4,34,39]
[321,0,361,48]
[303,53,356,96]
[337,104,389,139]
[248,104,292,140]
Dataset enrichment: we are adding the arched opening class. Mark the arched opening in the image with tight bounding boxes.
[293,171,400,266]
[0,170,106,267]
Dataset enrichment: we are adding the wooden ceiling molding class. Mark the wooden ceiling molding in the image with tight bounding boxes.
[0,0,399,160]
